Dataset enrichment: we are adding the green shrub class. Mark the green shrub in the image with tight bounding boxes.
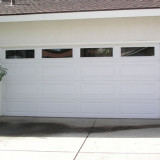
[0,65,7,81]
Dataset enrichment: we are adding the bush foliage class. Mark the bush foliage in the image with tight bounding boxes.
[0,65,7,81]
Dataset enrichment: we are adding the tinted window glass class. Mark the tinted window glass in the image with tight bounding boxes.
[81,48,113,57]
[42,49,72,58]
[121,47,154,57]
[6,50,34,59]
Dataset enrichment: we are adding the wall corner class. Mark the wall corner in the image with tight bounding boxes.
[0,48,2,116]
[0,81,2,116]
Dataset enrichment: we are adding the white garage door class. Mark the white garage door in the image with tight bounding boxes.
[2,46,160,118]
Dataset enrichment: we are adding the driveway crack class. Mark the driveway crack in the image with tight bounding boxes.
[73,120,96,160]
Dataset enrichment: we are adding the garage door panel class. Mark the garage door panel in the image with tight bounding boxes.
[80,95,115,101]
[5,64,37,81]
[41,102,74,114]
[80,102,117,114]
[42,64,75,80]
[4,102,37,113]
[80,83,115,95]
[4,83,38,99]
[2,47,160,118]
[119,63,159,80]
[119,102,159,115]
[41,83,75,96]
[80,64,116,80]
[119,82,159,100]
[80,83,116,100]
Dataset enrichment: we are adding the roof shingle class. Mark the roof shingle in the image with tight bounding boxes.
[1,0,160,16]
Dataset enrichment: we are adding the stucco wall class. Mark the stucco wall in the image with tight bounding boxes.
[0,51,2,115]
[0,16,160,46]
[0,82,1,116]
[0,48,2,115]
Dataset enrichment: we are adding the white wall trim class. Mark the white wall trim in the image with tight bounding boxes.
[0,41,160,48]
[1,8,160,22]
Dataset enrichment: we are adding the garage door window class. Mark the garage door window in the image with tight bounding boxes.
[42,49,72,58]
[121,47,154,57]
[6,50,35,59]
[81,48,113,57]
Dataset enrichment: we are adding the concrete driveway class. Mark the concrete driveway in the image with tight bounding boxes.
[0,117,160,160]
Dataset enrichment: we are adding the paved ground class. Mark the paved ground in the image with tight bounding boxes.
[0,117,160,160]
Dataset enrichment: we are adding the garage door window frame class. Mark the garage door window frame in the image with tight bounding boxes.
[121,47,155,57]
[5,49,35,59]
[2,48,37,62]
[2,44,159,61]
[80,48,113,57]
[119,45,159,62]
[42,48,73,58]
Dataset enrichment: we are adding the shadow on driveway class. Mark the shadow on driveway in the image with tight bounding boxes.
[0,121,160,137]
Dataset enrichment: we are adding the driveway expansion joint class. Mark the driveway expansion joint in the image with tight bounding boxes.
[73,119,96,160]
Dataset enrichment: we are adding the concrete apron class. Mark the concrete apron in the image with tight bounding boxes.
[0,117,160,160]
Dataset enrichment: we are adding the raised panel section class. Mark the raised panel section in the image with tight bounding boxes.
[41,83,75,96]
[80,102,116,114]
[5,102,36,113]
[42,64,75,80]
[41,102,74,113]
[80,83,116,100]
[119,102,159,115]
[119,63,159,80]
[80,63,116,80]
[4,83,38,99]
[5,64,37,81]
[119,82,159,100]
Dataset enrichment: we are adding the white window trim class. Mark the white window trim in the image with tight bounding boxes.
[2,44,159,61]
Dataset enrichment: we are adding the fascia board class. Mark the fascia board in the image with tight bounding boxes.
[0,9,160,22]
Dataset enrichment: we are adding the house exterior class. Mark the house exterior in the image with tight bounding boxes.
[0,0,160,118]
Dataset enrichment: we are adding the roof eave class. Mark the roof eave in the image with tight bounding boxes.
[0,8,160,22]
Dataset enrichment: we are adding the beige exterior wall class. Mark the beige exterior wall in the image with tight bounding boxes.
[0,82,1,116]
[0,47,2,115]
[0,16,160,46]
[0,50,2,115]
[0,82,2,115]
